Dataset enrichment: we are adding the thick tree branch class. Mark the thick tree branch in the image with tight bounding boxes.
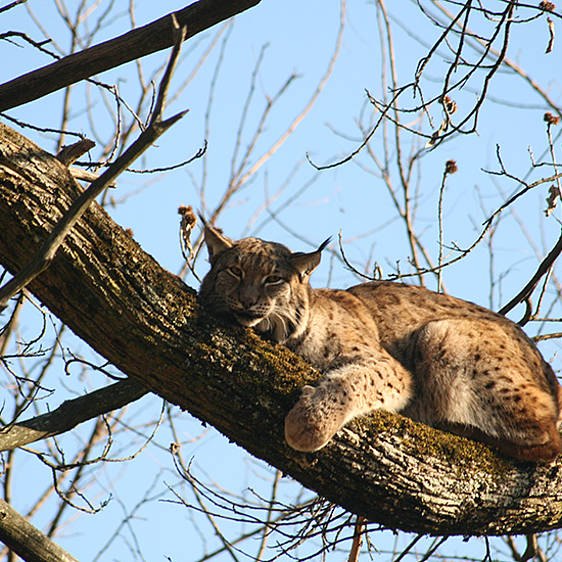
[0,0,262,112]
[0,379,148,452]
[1,122,562,536]
[0,498,77,562]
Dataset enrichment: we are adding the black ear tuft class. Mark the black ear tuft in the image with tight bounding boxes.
[317,237,331,253]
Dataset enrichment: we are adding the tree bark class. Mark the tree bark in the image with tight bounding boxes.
[0,499,77,562]
[1,121,561,537]
[0,0,262,112]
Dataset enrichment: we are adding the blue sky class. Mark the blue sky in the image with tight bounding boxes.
[1,1,562,560]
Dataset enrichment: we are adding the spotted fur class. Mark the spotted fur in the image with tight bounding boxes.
[199,226,562,462]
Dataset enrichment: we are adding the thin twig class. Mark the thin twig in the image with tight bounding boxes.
[347,516,365,562]
[254,470,282,560]
[0,0,28,14]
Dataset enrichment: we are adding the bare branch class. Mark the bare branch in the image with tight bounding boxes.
[498,230,562,316]
[0,378,147,452]
[0,0,262,112]
[0,19,189,310]
[0,1,28,14]
[347,516,365,562]
[56,138,95,165]
[0,498,77,562]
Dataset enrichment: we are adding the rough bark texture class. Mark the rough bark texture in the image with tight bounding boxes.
[0,0,262,112]
[0,499,77,562]
[1,122,562,537]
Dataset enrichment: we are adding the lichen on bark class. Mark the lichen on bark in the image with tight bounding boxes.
[1,121,562,536]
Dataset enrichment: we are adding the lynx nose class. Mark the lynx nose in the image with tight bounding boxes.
[239,286,259,309]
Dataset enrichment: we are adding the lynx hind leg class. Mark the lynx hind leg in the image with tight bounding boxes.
[412,318,561,462]
[285,354,413,452]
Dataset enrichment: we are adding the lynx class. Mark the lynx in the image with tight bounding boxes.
[199,225,562,462]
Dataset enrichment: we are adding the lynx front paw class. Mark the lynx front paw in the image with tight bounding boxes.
[284,384,347,452]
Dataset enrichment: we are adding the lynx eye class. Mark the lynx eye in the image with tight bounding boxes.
[226,266,243,279]
[264,275,284,286]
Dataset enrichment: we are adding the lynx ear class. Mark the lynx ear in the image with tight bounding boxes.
[203,225,234,263]
[290,237,331,281]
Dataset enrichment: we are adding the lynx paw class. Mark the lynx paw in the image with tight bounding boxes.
[284,384,348,452]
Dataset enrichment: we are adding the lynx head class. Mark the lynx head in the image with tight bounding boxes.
[199,225,329,343]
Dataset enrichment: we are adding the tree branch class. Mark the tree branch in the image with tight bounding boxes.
[0,18,188,310]
[498,229,562,316]
[1,122,562,536]
[0,0,262,112]
[0,378,148,452]
[0,498,77,562]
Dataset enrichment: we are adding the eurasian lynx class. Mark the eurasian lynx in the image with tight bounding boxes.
[199,225,562,462]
